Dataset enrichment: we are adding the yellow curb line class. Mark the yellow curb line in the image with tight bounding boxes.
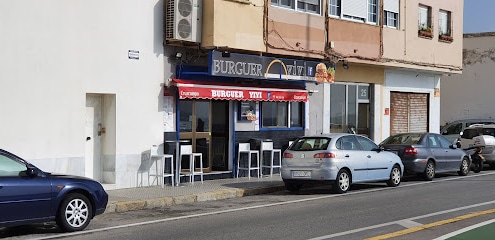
[365,208,495,240]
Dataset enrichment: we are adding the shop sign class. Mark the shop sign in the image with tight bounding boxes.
[176,85,308,102]
[208,50,335,83]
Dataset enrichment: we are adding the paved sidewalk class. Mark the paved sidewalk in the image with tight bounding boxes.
[104,176,285,214]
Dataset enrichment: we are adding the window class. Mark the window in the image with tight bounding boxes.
[368,0,378,24]
[418,5,431,31]
[438,10,451,36]
[261,102,304,128]
[384,11,398,28]
[330,83,370,136]
[272,0,321,14]
[329,0,341,17]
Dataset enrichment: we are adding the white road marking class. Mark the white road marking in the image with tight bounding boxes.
[32,172,495,240]
[396,219,423,228]
[432,218,495,240]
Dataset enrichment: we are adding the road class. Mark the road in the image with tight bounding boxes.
[3,172,495,240]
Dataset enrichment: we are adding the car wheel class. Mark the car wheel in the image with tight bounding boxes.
[472,161,483,173]
[333,169,351,194]
[386,165,401,187]
[457,157,470,176]
[423,160,435,181]
[284,181,302,193]
[56,193,93,232]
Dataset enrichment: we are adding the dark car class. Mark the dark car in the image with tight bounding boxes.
[0,149,108,232]
[380,133,470,181]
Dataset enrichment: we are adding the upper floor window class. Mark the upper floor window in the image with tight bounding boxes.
[329,0,378,25]
[418,5,432,32]
[383,0,399,29]
[329,0,341,17]
[271,0,321,14]
[438,10,451,36]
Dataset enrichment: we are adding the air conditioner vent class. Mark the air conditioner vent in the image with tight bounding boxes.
[165,0,202,43]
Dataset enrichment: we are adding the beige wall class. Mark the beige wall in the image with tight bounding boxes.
[382,0,463,72]
[328,18,381,60]
[201,0,265,52]
[336,63,384,84]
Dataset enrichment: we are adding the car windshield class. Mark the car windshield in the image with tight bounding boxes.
[290,137,331,151]
[382,134,422,145]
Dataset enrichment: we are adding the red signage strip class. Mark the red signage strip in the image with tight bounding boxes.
[174,81,308,102]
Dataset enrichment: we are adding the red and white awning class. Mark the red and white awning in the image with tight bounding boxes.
[171,79,308,102]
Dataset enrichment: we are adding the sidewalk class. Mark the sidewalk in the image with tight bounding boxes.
[104,176,285,214]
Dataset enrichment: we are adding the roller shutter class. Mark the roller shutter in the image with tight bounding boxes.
[390,92,428,135]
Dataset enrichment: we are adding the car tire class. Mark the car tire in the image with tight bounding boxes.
[284,181,302,193]
[56,193,93,232]
[333,169,351,194]
[472,161,483,173]
[386,165,401,187]
[457,157,470,176]
[423,160,435,181]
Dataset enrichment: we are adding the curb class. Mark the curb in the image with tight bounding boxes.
[104,184,286,214]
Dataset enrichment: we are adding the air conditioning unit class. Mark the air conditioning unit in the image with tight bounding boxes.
[166,0,202,43]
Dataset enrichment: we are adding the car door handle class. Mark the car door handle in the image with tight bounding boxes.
[345,154,350,157]
[367,155,371,158]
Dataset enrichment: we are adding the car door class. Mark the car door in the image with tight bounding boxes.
[339,135,368,182]
[426,134,446,170]
[0,154,52,224]
[356,135,390,180]
[437,134,463,170]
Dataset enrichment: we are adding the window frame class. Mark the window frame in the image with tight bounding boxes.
[367,0,378,24]
[271,0,321,15]
[260,101,305,130]
[418,5,432,31]
[383,10,398,29]
[438,9,452,36]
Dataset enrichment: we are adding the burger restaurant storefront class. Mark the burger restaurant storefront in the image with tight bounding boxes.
[163,50,334,179]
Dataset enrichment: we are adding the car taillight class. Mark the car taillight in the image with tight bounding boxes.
[404,147,418,155]
[314,152,335,158]
[283,153,294,158]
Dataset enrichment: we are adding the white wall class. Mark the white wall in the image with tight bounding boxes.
[380,70,441,142]
[0,0,166,188]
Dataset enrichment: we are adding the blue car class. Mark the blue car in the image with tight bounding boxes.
[0,149,108,232]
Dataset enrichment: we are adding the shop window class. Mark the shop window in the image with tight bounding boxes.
[261,102,304,129]
[330,83,370,136]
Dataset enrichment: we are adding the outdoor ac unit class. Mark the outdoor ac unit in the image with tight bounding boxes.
[166,0,202,43]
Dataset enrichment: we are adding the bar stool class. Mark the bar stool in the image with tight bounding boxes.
[148,145,174,187]
[261,141,282,177]
[237,143,260,179]
[179,145,203,183]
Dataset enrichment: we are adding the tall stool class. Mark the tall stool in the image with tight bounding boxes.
[148,145,174,187]
[179,145,203,183]
[237,143,260,179]
[261,141,282,177]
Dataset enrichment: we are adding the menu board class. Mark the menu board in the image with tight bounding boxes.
[239,101,256,121]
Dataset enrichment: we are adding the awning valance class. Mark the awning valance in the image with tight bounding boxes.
[171,79,308,102]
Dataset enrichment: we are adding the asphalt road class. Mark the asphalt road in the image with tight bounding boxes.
[3,171,495,240]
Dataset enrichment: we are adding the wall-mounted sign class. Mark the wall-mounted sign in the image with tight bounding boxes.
[128,50,139,60]
[208,50,335,83]
[239,101,256,121]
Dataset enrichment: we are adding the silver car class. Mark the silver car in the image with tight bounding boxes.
[281,133,403,194]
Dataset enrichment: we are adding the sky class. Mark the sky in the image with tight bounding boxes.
[463,0,495,33]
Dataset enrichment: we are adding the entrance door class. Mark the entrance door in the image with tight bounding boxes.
[179,100,229,172]
[85,94,103,181]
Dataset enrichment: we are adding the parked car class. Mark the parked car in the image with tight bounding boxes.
[458,124,495,169]
[0,149,108,232]
[281,133,403,194]
[380,133,470,181]
[440,118,495,143]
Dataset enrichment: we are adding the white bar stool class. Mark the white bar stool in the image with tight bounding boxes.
[148,145,174,187]
[261,141,282,177]
[237,143,260,179]
[179,145,203,183]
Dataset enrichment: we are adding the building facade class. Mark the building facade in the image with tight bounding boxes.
[0,0,463,189]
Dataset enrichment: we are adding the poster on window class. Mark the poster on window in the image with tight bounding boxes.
[163,96,174,131]
[239,101,257,121]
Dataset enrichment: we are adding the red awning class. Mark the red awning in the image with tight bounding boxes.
[171,79,308,102]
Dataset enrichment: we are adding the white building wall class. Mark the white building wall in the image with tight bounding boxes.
[380,70,441,142]
[0,0,165,189]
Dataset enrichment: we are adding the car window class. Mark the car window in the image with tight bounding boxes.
[382,134,422,145]
[0,154,27,176]
[427,135,441,148]
[481,128,495,137]
[461,128,481,139]
[356,136,378,151]
[437,135,453,148]
[443,123,462,135]
[291,137,331,151]
[340,136,361,150]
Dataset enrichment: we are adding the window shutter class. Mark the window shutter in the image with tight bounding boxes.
[342,0,367,19]
[384,0,399,13]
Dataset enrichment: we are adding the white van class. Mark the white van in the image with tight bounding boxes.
[458,124,495,169]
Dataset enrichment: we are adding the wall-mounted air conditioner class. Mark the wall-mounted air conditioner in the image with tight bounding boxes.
[166,0,202,43]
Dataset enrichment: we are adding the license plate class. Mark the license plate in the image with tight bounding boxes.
[292,171,311,177]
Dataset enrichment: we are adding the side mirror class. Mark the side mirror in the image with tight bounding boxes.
[26,166,40,177]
